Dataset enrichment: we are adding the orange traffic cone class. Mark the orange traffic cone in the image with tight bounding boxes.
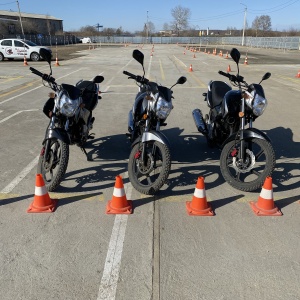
[249,177,282,216]
[295,70,300,78]
[27,174,57,213]
[193,53,196,58]
[227,65,232,72]
[55,54,60,66]
[225,51,229,59]
[106,175,132,214]
[244,54,248,65]
[186,176,214,216]
[189,64,193,72]
[23,56,28,66]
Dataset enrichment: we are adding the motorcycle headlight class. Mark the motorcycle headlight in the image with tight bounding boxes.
[252,94,267,116]
[156,97,173,119]
[58,92,80,117]
[244,91,267,117]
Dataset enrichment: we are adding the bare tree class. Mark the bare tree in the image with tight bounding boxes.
[171,5,191,36]
[147,21,155,35]
[252,15,272,36]
[79,25,98,36]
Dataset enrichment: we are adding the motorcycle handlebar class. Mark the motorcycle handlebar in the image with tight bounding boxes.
[218,70,244,84]
[123,70,149,84]
[30,67,56,83]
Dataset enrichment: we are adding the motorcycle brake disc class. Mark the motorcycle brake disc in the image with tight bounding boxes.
[43,152,55,172]
[136,153,155,175]
[232,149,255,173]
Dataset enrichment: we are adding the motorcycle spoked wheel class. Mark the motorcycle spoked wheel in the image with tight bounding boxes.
[128,141,171,195]
[220,138,276,192]
[37,139,69,192]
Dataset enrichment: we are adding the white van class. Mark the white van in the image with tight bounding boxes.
[80,37,92,44]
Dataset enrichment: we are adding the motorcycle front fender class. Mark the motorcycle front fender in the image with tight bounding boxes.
[42,128,71,145]
[132,131,170,148]
[221,128,272,147]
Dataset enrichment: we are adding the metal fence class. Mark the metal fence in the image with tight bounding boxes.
[2,34,300,50]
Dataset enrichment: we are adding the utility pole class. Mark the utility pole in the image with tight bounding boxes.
[240,3,247,46]
[16,0,25,39]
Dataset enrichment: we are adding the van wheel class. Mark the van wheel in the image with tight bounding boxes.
[30,52,40,61]
[0,53,4,61]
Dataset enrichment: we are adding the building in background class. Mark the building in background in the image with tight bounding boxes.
[0,10,63,37]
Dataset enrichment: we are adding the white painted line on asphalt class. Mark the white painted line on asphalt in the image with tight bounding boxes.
[147,56,153,78]
[97,178,133,300]
[1,155,39,194]
[0,109,38,124]
[0,69,84,105]
[173,55,187,68]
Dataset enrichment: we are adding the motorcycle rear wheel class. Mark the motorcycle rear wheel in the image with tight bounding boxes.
[220,138,276,192]
[128,141,171,195]
[37,139,69,192]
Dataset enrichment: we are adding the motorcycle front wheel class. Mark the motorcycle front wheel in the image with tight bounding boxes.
[37,139,69,191]
[128,141,171,195]
[220,138,276,192]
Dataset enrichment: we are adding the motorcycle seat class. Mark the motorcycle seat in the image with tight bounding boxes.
[207,81,232,108]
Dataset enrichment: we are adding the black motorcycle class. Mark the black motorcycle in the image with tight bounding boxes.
[123,49,187,194]
[192,48,275,192]
[30,48,104,191]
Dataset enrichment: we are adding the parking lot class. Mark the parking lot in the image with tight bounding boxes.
[0,44,300,300]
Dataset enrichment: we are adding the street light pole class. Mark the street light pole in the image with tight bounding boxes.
[146,11,149,43]
[240,3,247,46]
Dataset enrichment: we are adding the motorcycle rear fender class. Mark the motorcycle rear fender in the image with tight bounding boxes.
[222,128,272,147]
[132,131,170,148]
[43,128,71,145]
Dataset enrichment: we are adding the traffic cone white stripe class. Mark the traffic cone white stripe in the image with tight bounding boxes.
[194,188,206,198]
[260,188,273,200]
[35,185,47,196]
[113,187,125,197]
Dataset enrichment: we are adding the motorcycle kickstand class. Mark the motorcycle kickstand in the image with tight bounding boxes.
[81,146,93,161]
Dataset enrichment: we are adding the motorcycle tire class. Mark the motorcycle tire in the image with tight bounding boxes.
[128,141,171,195]
[37,139,69,192]
[220,138,276,192]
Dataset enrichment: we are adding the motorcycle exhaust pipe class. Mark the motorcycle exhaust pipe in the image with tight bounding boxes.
[192,109,208,135]
[128,110,134,133]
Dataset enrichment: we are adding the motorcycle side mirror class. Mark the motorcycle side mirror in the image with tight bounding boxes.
[230,48,240,64]
[170,76,187,89]
[177,76,187,85]
[132,49,144,66]
[40,48,52,65]
[258,72,271,84]
[262,72,271,81]
[93,75,104,84]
